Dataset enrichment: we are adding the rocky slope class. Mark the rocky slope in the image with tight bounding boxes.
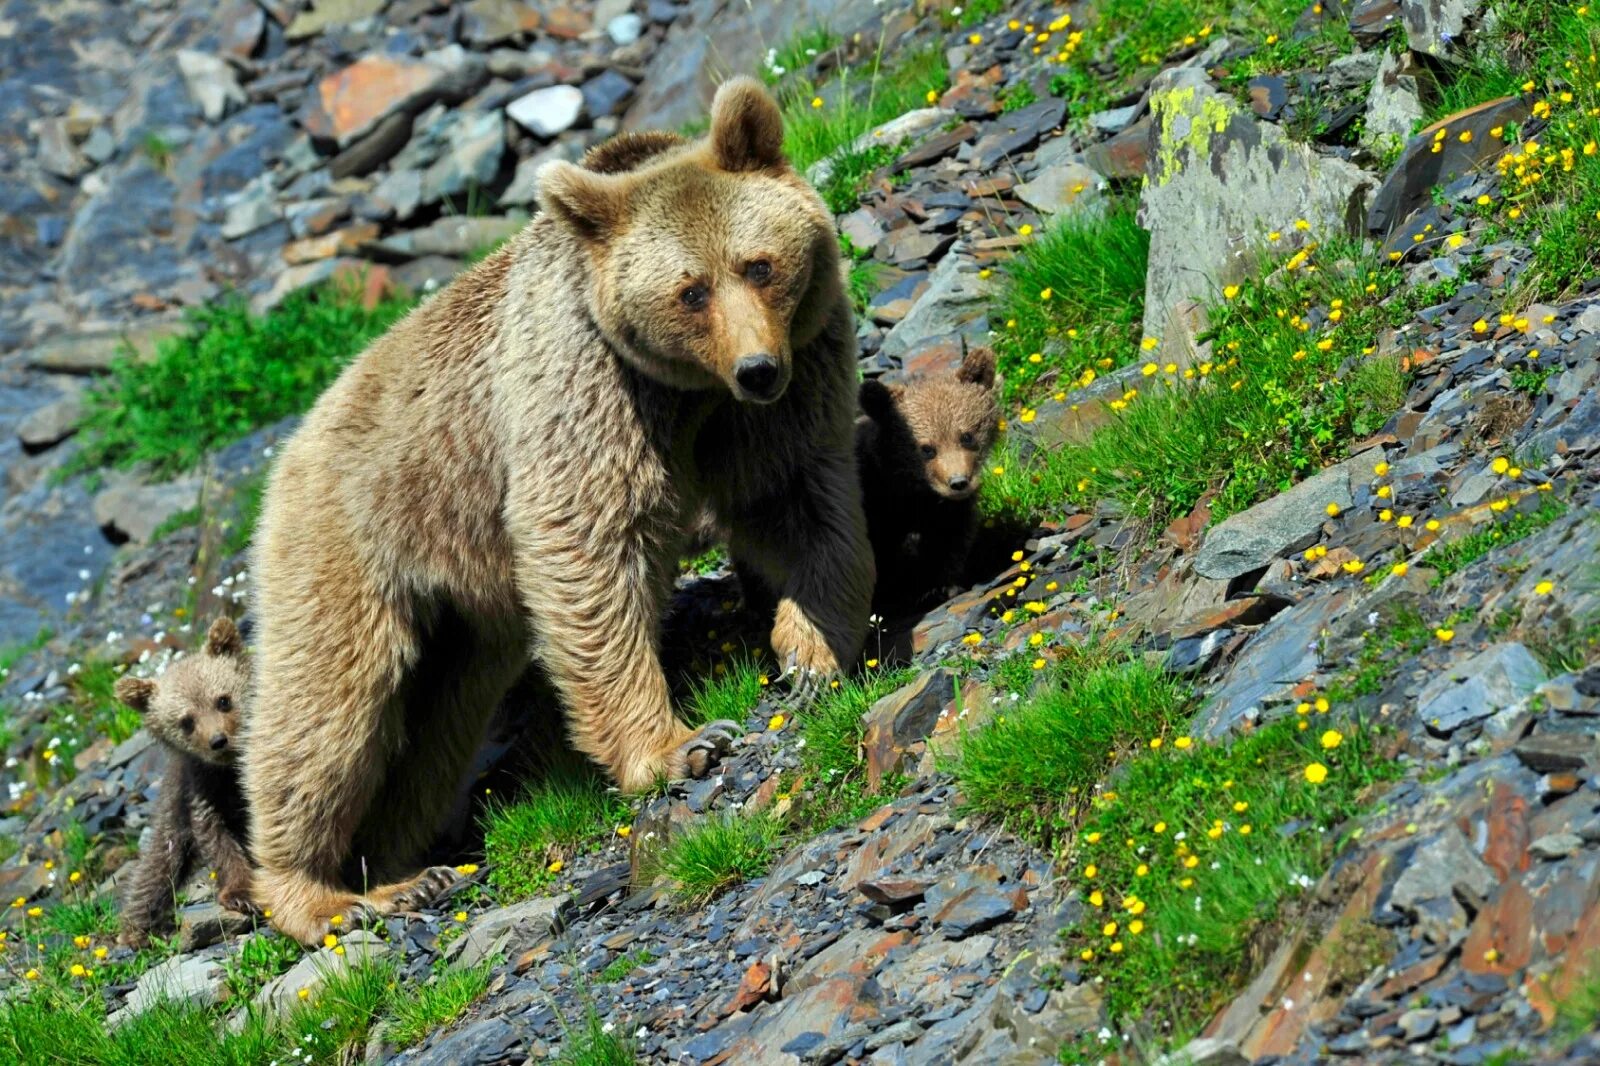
[3,0,1600,1063]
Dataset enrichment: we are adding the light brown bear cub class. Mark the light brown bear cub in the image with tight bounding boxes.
[857,346,1001,612]
[114,617,254,946]
[245,78,874,946]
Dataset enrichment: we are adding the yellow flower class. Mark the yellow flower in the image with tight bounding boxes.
[1128,898,1146,915]
[1080,948,1095,961]
[24,969,38,981]
[1184,855,1199,869]
[1266,33,1279,44]
[962,632,983,646]
[1239,825,1253,835]
[1024,601,1046,615]
[1102,921,1117,936]
[69,871,81,883]
[1085,864,1098,878]
[1039,287,1053,302]
[329,914,343,927]
[1535,580,1555,595]
[1154,822,1166,833]
[1426,518,1441,532]
[1018,224,1033,237]
[25,907,41,918]
[1374,461,1389,476]
[1392,562,1409,577]
[1129,920,1145,934]
[925,89,939,104]
[616,825,631,838]
[1142,362,1158,376]
[93,947,108,959]
[1484,948,1500,963]
[968,33,982,44]
[1089,889,1104,907]
[1492,456,1510,475]
[547,859,564,874]
[1135,863,1149,876]
[1086,831,1102,843]
[768,713,786,731]
[1294,219,1310,231]
[299,987,312,1001]
[1304,762,1329,784]
[1473,319,1489,333]
[1342,559,1365,574]
[1397,515,1413,529]
[1325,502,1341,517]
[810,96,823,109]
[1376,485,1392,499]
[1315,697,1329,713]
[1321,730,1343,750]
[70,963,87,978]
[1141,337,1159,351]
[1435,628,1455,642]
[1174,737,1192,750]
[455,863,479,875]
[1379,509,1393,522]
[1223,285,1240,299]
[323,934,339,948]
[1267,230,1282,241]
[1032,658,1047,671]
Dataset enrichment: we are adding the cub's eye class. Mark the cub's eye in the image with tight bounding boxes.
[680,285,709,312]
[959,432,977,449]
[746,259,773,285]
[179,716,195,735]
[919,444,937,460]
[215,695,232,712]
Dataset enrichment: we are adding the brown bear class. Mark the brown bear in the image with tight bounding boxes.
[856,346,1001,612]
[244,77,874,946]
[113,617,254,946]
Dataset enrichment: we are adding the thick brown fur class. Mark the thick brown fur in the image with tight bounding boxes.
[114,617,254,946]
[857,347,1002,612]
[244,77,874,946]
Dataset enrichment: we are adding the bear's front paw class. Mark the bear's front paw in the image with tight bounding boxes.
[383,865,461,913]
[677,719,743,778]
[777,651,829,705]
[216,882,259,916]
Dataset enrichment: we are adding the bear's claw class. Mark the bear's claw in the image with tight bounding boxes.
[679,719,742,778]
[387,865,461,913]
[778,651,828,705]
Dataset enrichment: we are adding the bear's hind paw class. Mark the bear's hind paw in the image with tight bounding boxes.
[679,719,743,778]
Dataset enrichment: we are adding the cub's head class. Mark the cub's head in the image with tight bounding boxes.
[859,347,1001,500]
[114,617,249,766]
[537,77,838,405]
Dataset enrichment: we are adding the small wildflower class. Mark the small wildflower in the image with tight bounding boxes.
[323,934,339,948]
[1492,456,1511,475]
[616,825,631,838]
[1304,762,1329,784]
[1374,461,1389,476]
[1018,224,1033,237]
[299,987,311,1001]
[1174,737,1192,750]
[547,859,563,874]
[1325,502,1341,517]
[455,863,479,875]
[1321,730,1343,750]
[1149,737,1162,749]
[768,713,786,731]
[810,96,823,109]
[1435,628,1455,643]
[1535,580,1555,595]
[1223,285,1240,299]
[1392,562,1409,577]
[25,907,41,918]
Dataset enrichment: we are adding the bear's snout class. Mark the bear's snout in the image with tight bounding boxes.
[210,733,229,752]
[732,353,785,403]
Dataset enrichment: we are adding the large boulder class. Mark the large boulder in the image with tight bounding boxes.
[1402,0,1489,63]
[1137,68,1375,340]
[301,47,487,150]
[1366,95,1532,236]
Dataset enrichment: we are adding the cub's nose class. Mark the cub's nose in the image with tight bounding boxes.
[733,354,781,400]
[948,475,971,493]
[210,734,229,751]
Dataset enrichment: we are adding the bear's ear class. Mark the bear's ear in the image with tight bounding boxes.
[956,346,997,390]
[708,77,785,173]
[537,161,630,242]
[114,676,158,714]
[205,617,244,658]
[859,378,903,423]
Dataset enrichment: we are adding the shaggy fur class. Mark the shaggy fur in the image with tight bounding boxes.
[114,617,254,946]
[244,78,873,946]
[857,347,1001,612]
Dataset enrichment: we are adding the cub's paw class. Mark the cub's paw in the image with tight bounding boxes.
[677,719,743,778]
[116,926,152,950]
[216,882,260,916]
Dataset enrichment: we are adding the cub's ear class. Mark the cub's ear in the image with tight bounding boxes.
[956,346,998,390]
[537,161,631,242]
[708,76,785,172]
[114,676,158,714]
[858,378,903,423]
[205,617,244,658]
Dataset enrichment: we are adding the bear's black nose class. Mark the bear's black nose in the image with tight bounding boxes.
[210,734,229,751]
[734,354,781,400]
[948,475,971,492]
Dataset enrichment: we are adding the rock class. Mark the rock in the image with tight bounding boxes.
[420,110,505,203]
[1194,451,1374,579]
[443,896,569,971]
[17,390,85,452]
[1083,117,1152,179]
[861,669,956,789]
[1088,104,1142,135]
[1514,734,1594,773]
[1398,1007,1439,1041]
[969,98,1067,171]
[1402,0,1487,62]
[26,321,185,374]
[500,140,583,205]
[256,930,391,1017]
[581,70,636,119]
[37,119,89,180]
[1161,1038,1250,1066]
[92,476,203,545]
[1390,826,1497,912]
[176,50,245,124]
[1416,643,1548,736]
[1530,833,1584,861]
[110,953,228,1024]
[1349,0,1403,43]
[329,111,414,179]
[925,868,1020,938]
[879,249,996,361]
[507,84,585,138]
[608,12,645,44]
[1327,52,1384,91]
[1138,67,1375,338]
[286,0,388,39]
[1366,96,1532,235]
[302,49,486,149]
[1364,50,1427,147]
[220,181,280,240]
[460,0,542,47]
[369,215,525,260]
[178,904,258,953]
[1014,159,1101,217]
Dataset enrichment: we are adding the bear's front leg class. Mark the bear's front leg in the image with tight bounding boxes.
[728,453,874,691]
[512,511,740,793]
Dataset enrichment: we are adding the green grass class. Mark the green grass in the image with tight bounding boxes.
[1060,713,1398,1046]
[39,897,117,940]
[149,506,202,543]
[66,280,414,480]
[382,963,492,1048]
[598,950,656,984]
[1326,607,1433,702]
[1426,496,1567,585]
[0,626,51,681]
[816,142,898,215]
[679,544,727,577]
[778,45,947,174]
[988,200,1151,406]
[556,1003,638,1065]
[480,755,630,902]
[795,668,915,802]
[983,237,1411,527]
[685,655,766,729]
[223,933,303,1003]
[641,810,782,905]
[222,469,269,560]
[955,655,1192,843]
[761,24,838,85]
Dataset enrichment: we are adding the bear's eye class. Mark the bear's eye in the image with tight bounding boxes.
[919,444,937,460]
[680,284,709,312]
[746,259,773,286]
[959,432,977,449]
[215,694,232,712]
[179,716,195,735]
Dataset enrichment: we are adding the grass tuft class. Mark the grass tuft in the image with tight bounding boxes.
[382,963,493,1049]
[481,755,630,902]
[642,810,782,906]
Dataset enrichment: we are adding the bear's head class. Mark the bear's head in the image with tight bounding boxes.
[859,346,1001,501]
[537,77,838,405]
[114,617,250,766]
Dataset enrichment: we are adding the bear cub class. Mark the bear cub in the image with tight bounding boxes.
[114,617,254,946]
[856,346,1002,613]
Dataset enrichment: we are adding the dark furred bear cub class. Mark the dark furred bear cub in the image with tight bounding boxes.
[856,346,1002,612]
[113,617,254,946]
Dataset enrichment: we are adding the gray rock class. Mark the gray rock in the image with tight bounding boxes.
[220,181,280,240]
[286,0,387,39]
[176,50,245,123]
[1530,832,1584,861]
[582,70,636,120]
[92,476,202,545]
[444,895,569,971]
[1327,51,1384,90]
[460,0,542,47]
[111,953,228,1023]
[1417,643,1548,736]
[1014,159,1102,217]
[879,249,996,361]
[17,390,85,451]
[507,85,585,138]
[1088,104,1142,135]
[1513,733,1594,773]
[1389,826,1497,911]
[330,111,415,179]
[371,169,425,222]
[37,118,90,180]
[499,140,583,205]
[255,930,391,1017]
[370,215,525,260]
[1160,1038,1250,1066]
[1195,450,1374,579]
[1138,67,1375,339]
[1364,50,1426,147]
[608,12,645,44]
[420,110,505,204]
[1398,1008,1439,1041]
[1200,589,1352,736]
[1402,0,1487,62]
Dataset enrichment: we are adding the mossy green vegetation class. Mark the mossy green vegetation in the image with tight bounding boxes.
[381,963,493,1048]
[480,755,631,902]
[641,809,783,905]
[775,43,947,176]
